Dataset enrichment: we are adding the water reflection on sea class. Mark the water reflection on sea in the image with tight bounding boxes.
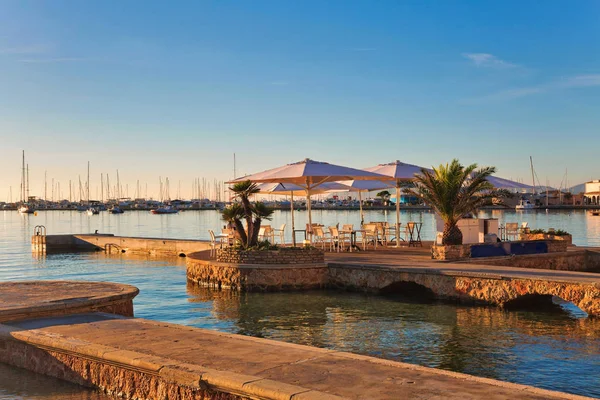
[0,363,112,400]
[0,210,599,398]
[186,284,600,397]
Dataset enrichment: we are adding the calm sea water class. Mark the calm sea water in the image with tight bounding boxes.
[0,209,599,399]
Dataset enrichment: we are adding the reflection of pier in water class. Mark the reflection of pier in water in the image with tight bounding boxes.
[185,284,600,384]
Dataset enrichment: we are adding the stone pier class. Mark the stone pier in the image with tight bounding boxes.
[0,281,592,400]
[326,252,600,317]
[32,234,211,256]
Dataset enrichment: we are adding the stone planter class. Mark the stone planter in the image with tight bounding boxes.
[187,248,327,291]
[520,233,572,246]
[216,247,325,264]
[432,244,471,261]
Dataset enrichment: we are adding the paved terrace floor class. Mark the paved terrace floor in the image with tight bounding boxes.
[326,246,600,285]
[5,312,590,400]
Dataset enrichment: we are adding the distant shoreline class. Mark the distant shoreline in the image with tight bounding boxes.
[3,204,600,212]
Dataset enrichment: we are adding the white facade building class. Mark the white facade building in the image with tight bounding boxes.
[584,180,600,205]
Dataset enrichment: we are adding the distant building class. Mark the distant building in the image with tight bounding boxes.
[584,180,600,205]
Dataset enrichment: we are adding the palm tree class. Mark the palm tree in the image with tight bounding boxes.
[224,180,275,248]
[376,190,391,206]
[250,201,275,245]
[411,159,497,245]
[230,180,260,245]
[221,203,246,245]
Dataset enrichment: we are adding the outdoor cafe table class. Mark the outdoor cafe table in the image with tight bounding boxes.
[407,222,423,247]
[340,229,360,251]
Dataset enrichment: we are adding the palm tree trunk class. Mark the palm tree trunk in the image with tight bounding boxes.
[233,219,247,245]
[442,223,463,245]
[240,197,254,246]
[250,218,262,246]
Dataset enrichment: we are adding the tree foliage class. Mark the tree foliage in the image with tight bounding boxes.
[408,159,508,245]
[222,180,274,248]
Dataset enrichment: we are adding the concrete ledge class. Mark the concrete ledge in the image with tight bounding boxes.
[461,250,600,272]
[0,281,138,323]
[33,234,211,256]
[0,314,592,400]
[187,253,328,291]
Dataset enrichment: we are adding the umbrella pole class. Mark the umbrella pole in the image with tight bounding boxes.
[396,185,401,248]
[359,191,364,226]
[307,191,312,243]
[291,192,296,247]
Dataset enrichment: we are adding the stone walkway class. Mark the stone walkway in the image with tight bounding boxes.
[326,250,600,284]
[6,312,591,400]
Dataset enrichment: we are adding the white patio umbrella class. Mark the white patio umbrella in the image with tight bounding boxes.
[364,160,428,247]
[256,181,352,246]
[335,180,394,225]
[228,159,390,243]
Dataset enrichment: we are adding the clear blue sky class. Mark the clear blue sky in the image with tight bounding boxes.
[1,0,599,200]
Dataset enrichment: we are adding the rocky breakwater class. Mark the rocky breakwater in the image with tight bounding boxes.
[186,247,328,291]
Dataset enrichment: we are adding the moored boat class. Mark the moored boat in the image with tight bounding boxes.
[515,199,535,210]
[150,206,178,214]
[87,207,100,215]
[18,204,35,214]
[109,206,124,214]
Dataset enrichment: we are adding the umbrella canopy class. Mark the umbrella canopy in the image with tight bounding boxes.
[230,158,390,186]
[364,160,428,247]
[230,159,390,244]
[256,181,354,246]
[335,180,394,224]
[256,181,352,196]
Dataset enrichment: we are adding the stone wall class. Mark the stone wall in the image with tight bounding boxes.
[187,255,328,291]
[465,250,600,272]
[32,234,211,256]
[431,244,471,261]
[432,240,568,261]
[1,300,134,324]
[216,248,324,264]
[0,329,248,400]
[521,233,573,246]
[327,264,600,316]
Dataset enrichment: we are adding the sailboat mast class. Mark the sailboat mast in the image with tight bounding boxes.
[529,156,536,196]
[87,161,90,204]
[26,164,30,202]
[21,150,25,203]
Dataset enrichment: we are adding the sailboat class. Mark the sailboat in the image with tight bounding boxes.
[515,156,538,210]
[84,162,100,215]
[18,151,35,214]
[150,205,178,214]
[86,207,100,215]
[109,206,124,214]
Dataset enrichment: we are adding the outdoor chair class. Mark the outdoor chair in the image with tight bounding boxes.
[360,224,379,250]
[505,223,519,241]
[209,230,227,257]
[329,226,350,252]
[381,222,396,246]
[312,226,328,250]
[272,224,286,244]
[258,225,275,243]
[341,224,354,233]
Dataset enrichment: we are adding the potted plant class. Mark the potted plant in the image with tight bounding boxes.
[408,159,509,259]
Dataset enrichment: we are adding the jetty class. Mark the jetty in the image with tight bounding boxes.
[187,246,600,317]
[32,233,600,316]
[0,281,594,400]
